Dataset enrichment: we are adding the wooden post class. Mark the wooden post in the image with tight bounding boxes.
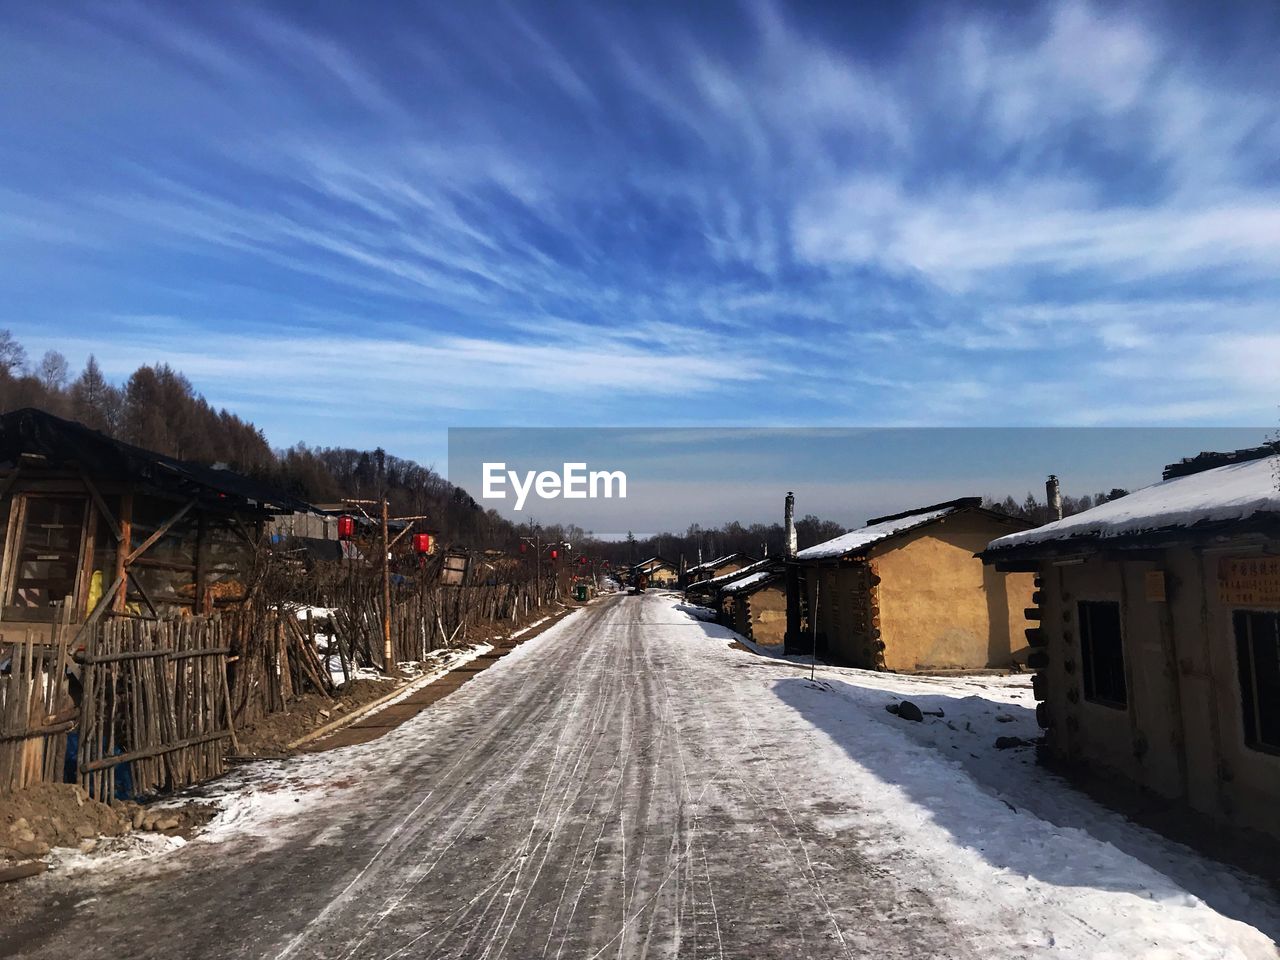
[113,493,133,614]
[381,497,393,671]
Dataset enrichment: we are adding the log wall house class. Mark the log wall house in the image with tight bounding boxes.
[790,498,1035,671]
[982,447,1280,841]
[0,408,308,644]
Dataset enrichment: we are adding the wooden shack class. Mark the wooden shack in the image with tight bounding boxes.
[0,407,309,644]
[790,497,1034,671]
[982,447,1280,841]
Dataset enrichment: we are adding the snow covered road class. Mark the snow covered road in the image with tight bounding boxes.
[2,592,1277,959]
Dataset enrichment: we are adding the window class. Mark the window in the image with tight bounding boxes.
[6,496,88,617]
[1234,610,1280,754]
[1078,600,1127,708]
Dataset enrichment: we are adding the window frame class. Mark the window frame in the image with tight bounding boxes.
[1,492,91,621]
[1077,597,1129,710]
[1232,607,1280,757]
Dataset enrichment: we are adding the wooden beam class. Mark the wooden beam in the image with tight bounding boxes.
[125,570,159,618]
[113,494,132,614]
[70,574,124,648]
[194,514,208,614]
[75,467,121,543]
[125,499,196,565]
[80,727,232,773]
[0,465,23,505]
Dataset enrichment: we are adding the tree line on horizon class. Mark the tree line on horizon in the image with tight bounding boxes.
[0,331,514,547]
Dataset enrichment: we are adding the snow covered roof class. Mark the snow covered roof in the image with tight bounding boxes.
[795,498,984,562]
[720,569,783,595]
[686,553,751,577]
[986,452,1280,554]
[685,557,779,593]
[634,556,675,571]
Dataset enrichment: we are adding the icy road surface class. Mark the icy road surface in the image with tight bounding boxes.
[3,592,1277,960]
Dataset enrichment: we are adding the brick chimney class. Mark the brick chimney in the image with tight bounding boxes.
[1046,475,1063,522]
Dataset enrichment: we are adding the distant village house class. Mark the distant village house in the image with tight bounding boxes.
[633,556,679,588]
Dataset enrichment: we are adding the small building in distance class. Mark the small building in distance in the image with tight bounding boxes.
[633,556,679,589]
[721,565,787,648]
[791,497,1035,671]
[683,553,754,587]
[982,446,1280,842]
[685,556,774,606]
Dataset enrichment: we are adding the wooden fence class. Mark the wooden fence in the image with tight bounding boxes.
[76,616,237,801]
[0,616,73,794]
[2,554,570,799]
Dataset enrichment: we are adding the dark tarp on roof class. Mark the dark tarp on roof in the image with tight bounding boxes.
[0,407,311,514]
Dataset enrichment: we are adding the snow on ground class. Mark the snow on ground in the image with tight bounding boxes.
[685,600,1280,959]
[194,607,584,849]
[33,595,1280,959]
[47,832,187,877]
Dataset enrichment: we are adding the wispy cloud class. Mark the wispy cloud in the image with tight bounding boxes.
[1,0,1278,461]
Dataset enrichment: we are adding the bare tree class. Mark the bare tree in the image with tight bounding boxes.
[37,349,70,392]
[0,330,26,375]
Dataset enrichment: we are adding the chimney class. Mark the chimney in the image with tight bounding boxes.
[1046,475,1063,522]
[784,491,797,559]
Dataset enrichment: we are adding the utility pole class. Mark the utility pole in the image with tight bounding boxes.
[811,579,820,683]
[520,523,543,608]
[343,497,432,677]
[381,496,391,670]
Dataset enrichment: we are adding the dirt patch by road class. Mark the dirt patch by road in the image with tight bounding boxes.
[1,783,217,869]
[232,679,396,758]
[306,603,582,752]
[1,784,127,861]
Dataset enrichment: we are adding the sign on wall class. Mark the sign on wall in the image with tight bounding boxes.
[1219,556,1280,607]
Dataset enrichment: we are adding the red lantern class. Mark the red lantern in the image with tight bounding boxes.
[337,515,355,540]
[413,533,433,555]
[550,548,559,561]
[519,541,527,554]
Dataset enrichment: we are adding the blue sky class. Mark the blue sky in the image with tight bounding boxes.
[449,427,1267,535]
[3,1,1279,474]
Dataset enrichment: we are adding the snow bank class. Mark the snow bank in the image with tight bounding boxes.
[667,596,1280,958]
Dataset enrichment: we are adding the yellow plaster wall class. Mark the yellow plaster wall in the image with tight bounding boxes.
[872,512,1035,671]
